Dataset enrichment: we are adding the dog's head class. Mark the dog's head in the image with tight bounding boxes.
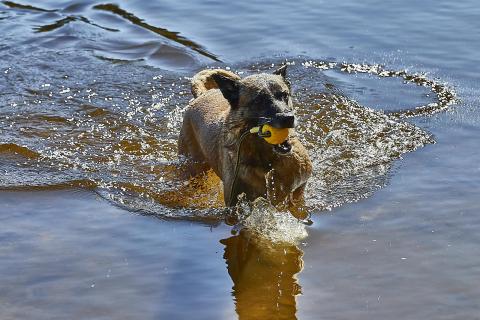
[212,65,295,154]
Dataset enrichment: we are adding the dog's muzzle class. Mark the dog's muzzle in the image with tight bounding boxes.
[249,113,296,154]
[269,113,295,155]
[267,113,296,129]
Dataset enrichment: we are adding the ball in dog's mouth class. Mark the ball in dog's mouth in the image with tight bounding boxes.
[273,140,292,154]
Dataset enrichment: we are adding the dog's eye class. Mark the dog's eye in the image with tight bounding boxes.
[275,91,289,102]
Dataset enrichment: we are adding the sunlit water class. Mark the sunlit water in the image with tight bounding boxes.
[1,0,479,319]
[0,52,454,218]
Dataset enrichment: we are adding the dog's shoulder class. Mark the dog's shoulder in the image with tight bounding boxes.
[184,88,231,128]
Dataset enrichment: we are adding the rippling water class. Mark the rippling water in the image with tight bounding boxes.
[1,0,479,319]
[1,52,453,218]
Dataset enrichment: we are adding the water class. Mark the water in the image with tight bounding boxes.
[1,0,479,319]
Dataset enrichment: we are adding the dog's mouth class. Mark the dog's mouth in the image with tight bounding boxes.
[273,140,292,154]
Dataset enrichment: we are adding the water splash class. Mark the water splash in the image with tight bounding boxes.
[302,60,457,117]
[235,197,308,244]
[0,51,457,222]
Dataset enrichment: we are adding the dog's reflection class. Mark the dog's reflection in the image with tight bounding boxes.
[220,230,304,320]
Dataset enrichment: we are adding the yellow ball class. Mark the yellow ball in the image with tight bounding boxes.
[261,124,289,145]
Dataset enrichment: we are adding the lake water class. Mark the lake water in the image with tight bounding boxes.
[1,0,479,319]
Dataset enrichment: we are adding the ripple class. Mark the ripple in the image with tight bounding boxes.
[0,143,39,159]
[302,60,457,118]
[0,51,447,221]
[2,0,219,68]
[34,15,119,33]
[92,3,220,62]
[2,1,57,13]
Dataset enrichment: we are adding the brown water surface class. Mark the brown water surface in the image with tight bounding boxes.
[1,0,479,319]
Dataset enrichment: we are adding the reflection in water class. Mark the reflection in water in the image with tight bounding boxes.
[3,0,219,62]
[93,4,220,61]
[2,0,57,12]
[221,231,304,320]
[34,15,119,33]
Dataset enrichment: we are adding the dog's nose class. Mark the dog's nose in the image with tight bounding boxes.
[269,113,296,128]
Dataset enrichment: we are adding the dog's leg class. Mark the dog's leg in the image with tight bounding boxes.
[288,184,309,220]
[222,163,237,206]
[178,119,194,157]
[178,119,211,178]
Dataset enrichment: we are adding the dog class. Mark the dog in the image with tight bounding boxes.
[178,65,312,218]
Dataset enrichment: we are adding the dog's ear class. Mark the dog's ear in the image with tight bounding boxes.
[212,74,240,107]
[273,65,291,88]
[273,65,287,78]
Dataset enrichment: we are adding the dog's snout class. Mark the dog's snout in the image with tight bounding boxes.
[269,112,296,129]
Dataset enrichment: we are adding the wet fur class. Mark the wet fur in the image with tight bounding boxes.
[178,67,312,217]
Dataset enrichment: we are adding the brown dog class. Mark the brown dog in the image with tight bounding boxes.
[178,65,312,218]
